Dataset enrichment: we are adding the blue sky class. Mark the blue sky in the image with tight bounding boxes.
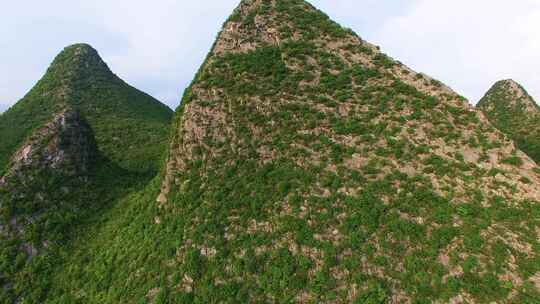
[2,0,540,112]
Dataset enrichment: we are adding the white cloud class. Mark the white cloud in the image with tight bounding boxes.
[374,0,540,103]
[78,0,239,109]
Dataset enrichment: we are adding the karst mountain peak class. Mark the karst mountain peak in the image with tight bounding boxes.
[478,79,540,163]
[479,79,539,114]
[2,1,540,303]
[206,0,461,103]
[41,43,118,97]
[0,41,173,174]
[0,40,174,302]
[149,0,540,303]
[49,43,110,72]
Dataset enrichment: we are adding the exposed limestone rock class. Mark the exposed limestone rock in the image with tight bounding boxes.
[0,108,96,252]
[156,1,540,302]
[1,108,95,190]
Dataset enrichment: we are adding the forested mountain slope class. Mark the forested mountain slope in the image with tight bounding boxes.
[478,79,540,163]
[0,44,173,303]
[156,0,540,302]
[0,44,173,175]
[4,1,540,303]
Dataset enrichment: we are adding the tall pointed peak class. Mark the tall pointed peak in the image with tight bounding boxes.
[478,79,540,163]
[211,0,358,56]
[157,0,540,301]
[45,43,114,83]
[478,79,539,115]
[494,79,531,97]
[58,43,98,56]
[185,0,459,111]
[52,43,103,66]
[36,43,119,99]
[497,78,521,86]
[0,42,173,175]
[20,43,121,111]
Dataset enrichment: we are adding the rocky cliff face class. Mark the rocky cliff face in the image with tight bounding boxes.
[155,0,540,302]
[1,109,94,187]
[0,43,173,174]
[0,109,96,248]
[478,79,540,163]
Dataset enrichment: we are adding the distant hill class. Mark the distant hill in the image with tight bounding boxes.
[0,44,173,175]
[38,1,540,303]
[478,79,540,163]
[0,44,173,303]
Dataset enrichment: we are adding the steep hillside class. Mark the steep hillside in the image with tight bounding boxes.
[0,44,173,175]
[0,45,173,303]
[156,1,540,302]
[0,111,155,303]
[20,1,540,303]
[0,109,95,247]
[0,109,98,300]
[478,79,540,163]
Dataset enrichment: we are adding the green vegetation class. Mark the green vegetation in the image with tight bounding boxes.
[502,154,524,167]
[0,44,173,303]
[91,0,538,303]
[478,79,540,163]
[1,1,539,303]
[0,44,173,175]
[0,152,149,302]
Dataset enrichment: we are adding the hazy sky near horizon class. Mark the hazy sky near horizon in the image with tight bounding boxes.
[2,0,540,112]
